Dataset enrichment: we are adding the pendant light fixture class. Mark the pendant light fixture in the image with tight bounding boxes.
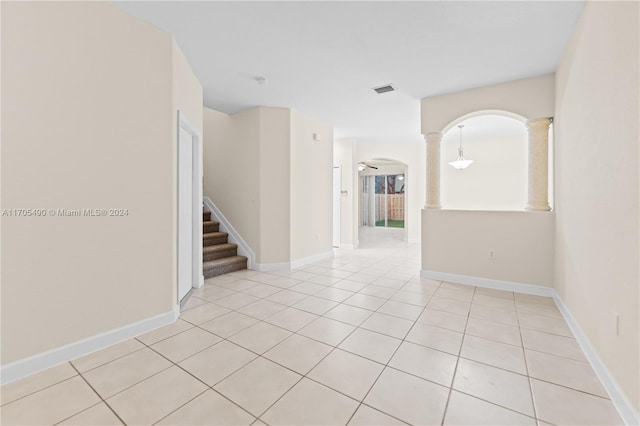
[448,124,473,170]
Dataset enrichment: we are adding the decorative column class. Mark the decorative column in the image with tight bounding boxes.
[424,131,443,209]
[525,117,552,211]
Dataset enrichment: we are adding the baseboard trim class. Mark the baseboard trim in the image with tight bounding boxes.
[203,197,256,269]
[254,261,291,272]
[254,251,334,272]
[420,270,555,297]
[0,307,179,385]
[291,250,333,269]
[338,244,355,250]
[554,297,639,426]
[421,269,638,425]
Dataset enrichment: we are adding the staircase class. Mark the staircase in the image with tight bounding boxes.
[203,210,247,278]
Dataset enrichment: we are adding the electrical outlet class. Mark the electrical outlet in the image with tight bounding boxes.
[488,250,496,260]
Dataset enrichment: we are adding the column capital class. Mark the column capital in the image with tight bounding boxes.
[525,117,553,130]
[423,131,443,143]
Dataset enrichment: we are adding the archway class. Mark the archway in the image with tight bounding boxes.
[440,113,528,211]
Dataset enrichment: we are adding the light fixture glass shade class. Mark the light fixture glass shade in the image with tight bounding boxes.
[449,147,473,169]
[449,125,473,170]
[448,158,474,170]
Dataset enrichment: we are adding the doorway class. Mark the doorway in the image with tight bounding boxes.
[361,174,405,228]
[333,166,341,247]
[177,112,202,304]
[374,174,405,228]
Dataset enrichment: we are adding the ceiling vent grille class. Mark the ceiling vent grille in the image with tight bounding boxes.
[373,84,395,94]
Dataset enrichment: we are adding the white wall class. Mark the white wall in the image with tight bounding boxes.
[422,210,554,287]
[290,110,334,261]
[441,115,528,211]
[356,143,425,242]
[554,1,639,414]
[1,2,201,366]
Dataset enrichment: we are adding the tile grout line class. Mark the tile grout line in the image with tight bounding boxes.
[0,368,80,409]
[8,255,594,426]
[515,296,541,424]
[439,284,476,425]
[345,280,442,425]
[180,272,587,423]
[252,307,369,424]
[136,331,259,425]
[65,362,128,426]
[217,266,421,424]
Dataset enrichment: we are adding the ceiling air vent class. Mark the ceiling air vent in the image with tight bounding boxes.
[373,84,395,94]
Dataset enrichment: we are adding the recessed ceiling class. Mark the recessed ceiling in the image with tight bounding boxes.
[111,1,584,145]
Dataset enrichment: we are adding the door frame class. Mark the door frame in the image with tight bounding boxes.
[333,166,341,248]
[177,111,203,304]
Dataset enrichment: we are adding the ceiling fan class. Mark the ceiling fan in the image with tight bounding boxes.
[357,162,379,171]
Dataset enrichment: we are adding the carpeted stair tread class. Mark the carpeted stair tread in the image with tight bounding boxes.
[202,209,247,277]
[203,243,237,253]
[203,243,238,261]
[203,231,228,246]
[203,220,220,233]
[203,255,247,278]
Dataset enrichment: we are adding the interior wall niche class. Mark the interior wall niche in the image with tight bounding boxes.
[441,114,528,211]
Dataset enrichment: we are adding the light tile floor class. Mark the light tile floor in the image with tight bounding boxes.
[1,228,625,425]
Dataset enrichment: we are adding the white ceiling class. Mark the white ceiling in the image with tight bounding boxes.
[112,1,584,145]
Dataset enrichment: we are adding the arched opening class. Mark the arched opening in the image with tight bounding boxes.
[441,113,530,211]
[358,158,408,242]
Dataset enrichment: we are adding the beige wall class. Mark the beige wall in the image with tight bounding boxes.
[419,72,556,293]
[203,107,261,254]
[1,2,202,364]
[554,1,639,412]
[333,138,358,247]
[290,110,334,261]
[202,108,233,201]
[357,143,426,242]
[422,210,554,287]
[203,106,333,265]
[421,74,555,133]
[259,107,291,264]
[172,38,204,294]
[441,116,528,211]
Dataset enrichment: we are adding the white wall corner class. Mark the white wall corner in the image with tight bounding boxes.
[420,270,555,297]
[0,306,179,385]
[203,196,256,269]
[553,296,640,426]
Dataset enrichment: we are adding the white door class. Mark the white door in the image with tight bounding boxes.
[333,166,341,247]
[178,126,193,302]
